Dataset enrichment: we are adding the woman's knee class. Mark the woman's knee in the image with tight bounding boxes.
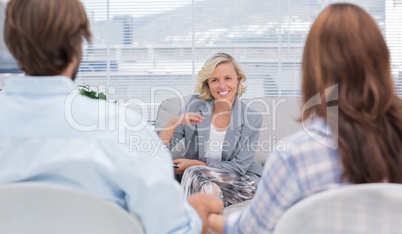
[183,165,207,178]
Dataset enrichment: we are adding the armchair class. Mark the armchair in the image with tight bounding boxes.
[0,183,143,234]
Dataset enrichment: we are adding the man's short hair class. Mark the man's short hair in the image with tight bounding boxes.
[4,0,91,76]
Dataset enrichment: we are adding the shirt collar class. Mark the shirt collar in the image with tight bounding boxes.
[309,117,333,135]
[3,76,76,95]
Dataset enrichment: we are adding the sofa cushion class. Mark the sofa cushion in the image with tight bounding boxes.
[242,97,303,165]
[155,96,303,165]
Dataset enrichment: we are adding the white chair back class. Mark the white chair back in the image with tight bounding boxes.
[274,183,402,234]
[0,183,144,234]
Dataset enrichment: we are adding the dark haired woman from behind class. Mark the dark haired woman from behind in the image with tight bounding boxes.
[208,3,402,233]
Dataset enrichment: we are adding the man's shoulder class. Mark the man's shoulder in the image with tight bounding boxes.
[54,95,156,151]
[71,96,145,129]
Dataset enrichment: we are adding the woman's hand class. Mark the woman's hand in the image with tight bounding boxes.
[159,113,204,145]
[172,113,204,126]
[173,158,207,175]
[188,194,224,234]
[207,213,226,234]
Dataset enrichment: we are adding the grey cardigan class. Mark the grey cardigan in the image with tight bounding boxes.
[168,95,263,184]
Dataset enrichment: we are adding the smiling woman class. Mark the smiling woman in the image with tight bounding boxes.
[206,63,239,105]
[158,53,263,207]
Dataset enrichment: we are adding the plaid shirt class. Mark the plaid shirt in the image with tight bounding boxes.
[225,118,348,233]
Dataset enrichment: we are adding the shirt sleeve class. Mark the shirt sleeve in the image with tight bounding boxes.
[167,123,186,150]
[224,150,302,233]
[161,107,186,151]
[115,129,202,234]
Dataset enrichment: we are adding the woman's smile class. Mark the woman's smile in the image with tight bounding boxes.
[207,62,239,103]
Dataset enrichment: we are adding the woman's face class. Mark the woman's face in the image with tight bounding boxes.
[207,62,240,104]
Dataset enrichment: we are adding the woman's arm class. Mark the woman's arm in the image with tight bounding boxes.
[158,113,204,145]
[173,158,207,175]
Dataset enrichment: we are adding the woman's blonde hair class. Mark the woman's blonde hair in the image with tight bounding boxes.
[195,53,247,100]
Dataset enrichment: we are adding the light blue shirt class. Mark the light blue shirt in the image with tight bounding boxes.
[0,76,202,234]
[225,118,348,233]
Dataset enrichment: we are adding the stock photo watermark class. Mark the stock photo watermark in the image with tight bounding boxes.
[129,135,287,157]
[301,84,339,150]
[63,84,338,154]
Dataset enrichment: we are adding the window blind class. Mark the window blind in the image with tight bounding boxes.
[0,1,21,77]
[0,0,401,121]
[386,0,402,95]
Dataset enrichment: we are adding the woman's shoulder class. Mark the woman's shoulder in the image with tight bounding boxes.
[185,94,211,111]
[237,98,260,112]
[187,94,202,102]
[237,98,263,120]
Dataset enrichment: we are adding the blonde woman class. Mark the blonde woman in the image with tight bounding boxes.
[159,53,263,207]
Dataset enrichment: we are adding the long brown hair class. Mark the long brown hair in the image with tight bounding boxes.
[4,0,91,76]
[301,3,402,183]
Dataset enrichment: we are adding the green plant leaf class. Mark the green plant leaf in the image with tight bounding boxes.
[98,93,107,100]
[78,84,108,100]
